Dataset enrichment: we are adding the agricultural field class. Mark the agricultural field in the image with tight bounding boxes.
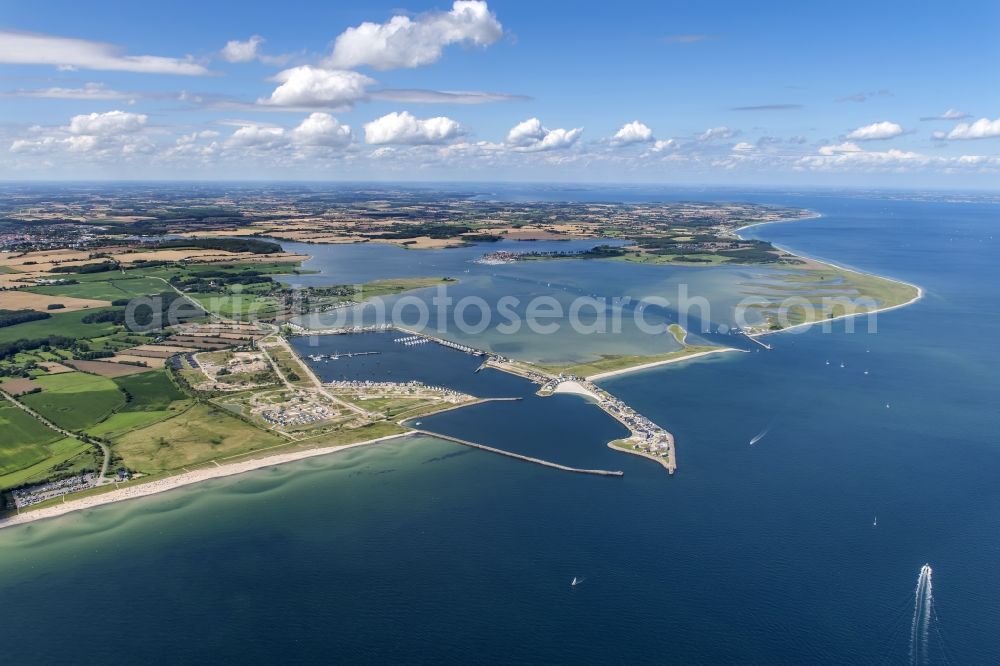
[0,401,61,470]
[27,276,169,301]
[0,290,110,312]
[115,370,187,408]
[0,402,95,490]
[112,402,286,473]
[20,371,126,431]
[0,437,95,491]
[0,307,122,344]
[86,370,192,438]
[187,291,280,319]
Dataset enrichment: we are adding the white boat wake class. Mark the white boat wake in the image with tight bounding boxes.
[909,564,934,665]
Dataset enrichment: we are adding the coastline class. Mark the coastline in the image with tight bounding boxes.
[753,279,924,339]
[608,440,674,473]
[0,432,412,531]
[586,347,744,381]
[0,205,928,528]
[734,209,925,339]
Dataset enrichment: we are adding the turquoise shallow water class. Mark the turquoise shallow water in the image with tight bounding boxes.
[1,190,998,663]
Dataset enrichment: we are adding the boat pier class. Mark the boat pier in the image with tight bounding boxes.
[395,327,485,356]
[740,330,773,350]
[307,351,381,361]
[411,429,624,477]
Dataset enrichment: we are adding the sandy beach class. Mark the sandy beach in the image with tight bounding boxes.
[586,347,745,381]
[551,379,601,400]
[734,210,925,338]
[0,432,412,531]
[752,281,924,339]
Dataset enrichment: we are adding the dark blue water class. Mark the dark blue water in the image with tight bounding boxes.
[1,191,998,663]
[289,330,528,397]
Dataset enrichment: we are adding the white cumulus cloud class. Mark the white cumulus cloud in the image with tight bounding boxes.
[0,30,207,75]
[291,113,352,147]
[68,110,147,135]
[10,110,153,157]
[326,1,502,71]
[225,114,354,151]
[261,66,374,108]
[364,111,464,145]
[221,36,264,63]
[506,118,583,152]
[818,142,862,155]
[944,117,1000,140]
[226,124,286,150]
[612,121,654,144]
[846,121,904,141]
[649,138,677,153]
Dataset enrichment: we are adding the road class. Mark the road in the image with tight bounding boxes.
[258,334,372,418]
[1,389,112,484]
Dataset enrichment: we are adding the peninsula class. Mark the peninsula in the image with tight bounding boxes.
[0,185,921,526]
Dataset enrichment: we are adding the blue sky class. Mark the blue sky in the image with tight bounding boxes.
[1,0,999,186]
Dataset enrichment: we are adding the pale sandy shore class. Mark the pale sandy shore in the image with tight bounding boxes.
[0,433,411,531]
[734,210,925,338]
[753,283,924,339]
[586,347,745,381]
[551,380,601,400]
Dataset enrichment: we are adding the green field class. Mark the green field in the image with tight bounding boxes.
[28,276,169,301]
[0,402,61,473]
[0,436,94,490]
[187,292,279,319]
[356,277,454,300]
[84,370,192,438]
[341,395,444,419]
[20,371,126,431]
[114,370,187,410]
[543,345,723,379]
[0,308,122,344]
[610,252,735,266]
[0,399,96,489]
[112,403,286,473]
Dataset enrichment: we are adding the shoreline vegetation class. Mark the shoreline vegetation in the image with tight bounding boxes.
[0,194,924,528]
[732,212,923,335]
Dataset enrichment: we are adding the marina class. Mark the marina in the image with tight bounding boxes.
[307,351,381,361]
[294,327,678,473]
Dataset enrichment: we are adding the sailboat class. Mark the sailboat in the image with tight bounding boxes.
[571,577,582,587]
